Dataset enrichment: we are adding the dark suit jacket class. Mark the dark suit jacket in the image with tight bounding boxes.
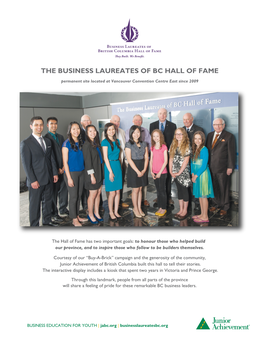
[206,130,236,174]
[82,141,104,190]
[21,135,58,187]
[81,128,86,144]
[182,124,205,144]
[44,132,65,170]
[150,120,176,149]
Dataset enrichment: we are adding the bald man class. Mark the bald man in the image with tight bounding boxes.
[102,115,129,208]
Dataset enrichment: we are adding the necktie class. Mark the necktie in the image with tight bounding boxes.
[39,137,46,152]
[212,134,219,149]
[161,123,164,133]
[54,134,59,145]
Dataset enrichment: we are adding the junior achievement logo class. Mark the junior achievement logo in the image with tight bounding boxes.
[212,317,250,330]
[196,318,210,330]
[196,317,250,330]
[121,20,138,42]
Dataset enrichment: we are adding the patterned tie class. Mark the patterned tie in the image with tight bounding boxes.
[39,137,46,152]
[161,123,164,133]
[212,134,219,149]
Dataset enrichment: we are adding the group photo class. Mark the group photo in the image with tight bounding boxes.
[20,92,239,228]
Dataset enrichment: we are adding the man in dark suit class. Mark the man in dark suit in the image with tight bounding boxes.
[206,118,236,216]
[150,108,177,206]
[45,117,69,222]
[182,112,205,211]
[21,116,58,226]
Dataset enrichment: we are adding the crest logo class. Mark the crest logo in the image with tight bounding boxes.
[121,20,138,42]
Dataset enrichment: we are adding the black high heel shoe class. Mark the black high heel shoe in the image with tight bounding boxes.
[109,214,117,222]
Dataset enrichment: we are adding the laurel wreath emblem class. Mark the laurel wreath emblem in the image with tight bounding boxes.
[121,26,139,42]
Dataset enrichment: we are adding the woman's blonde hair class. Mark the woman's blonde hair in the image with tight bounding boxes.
[169,127,190,158]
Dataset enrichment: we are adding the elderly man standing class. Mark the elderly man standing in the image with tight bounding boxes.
[182,112,204,142]
[206,118,236,216]
[102,115,129,208]
[125,114,151,206]
[150,108,176,206]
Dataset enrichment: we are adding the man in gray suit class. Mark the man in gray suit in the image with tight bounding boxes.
[45,117,69,222]
[21,116,58,226]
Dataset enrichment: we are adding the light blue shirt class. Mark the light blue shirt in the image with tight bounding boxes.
[159,120,167,132]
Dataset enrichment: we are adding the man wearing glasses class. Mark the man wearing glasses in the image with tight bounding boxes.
[206,118,236,216]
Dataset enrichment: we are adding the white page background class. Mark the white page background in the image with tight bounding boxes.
[1,1,262,340]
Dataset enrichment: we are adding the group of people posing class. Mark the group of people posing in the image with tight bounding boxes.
[21,108,236,227]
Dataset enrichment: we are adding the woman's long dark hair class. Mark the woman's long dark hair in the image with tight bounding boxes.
[67,121,83,151]
[129,125,142,144]
[85,125,101,150]
[192,131,206,160]
[104,123,121,151]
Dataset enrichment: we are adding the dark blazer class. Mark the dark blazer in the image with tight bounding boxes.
[182,124,205,144]
[81,128,86,143]
[82,140,104,190]
[150,120,176,149]
[21,135,58,187]
[206,130,236,174]
[44,132,65,170]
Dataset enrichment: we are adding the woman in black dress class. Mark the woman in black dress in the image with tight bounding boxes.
[83,125,104,224]
[125,125,149,218]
